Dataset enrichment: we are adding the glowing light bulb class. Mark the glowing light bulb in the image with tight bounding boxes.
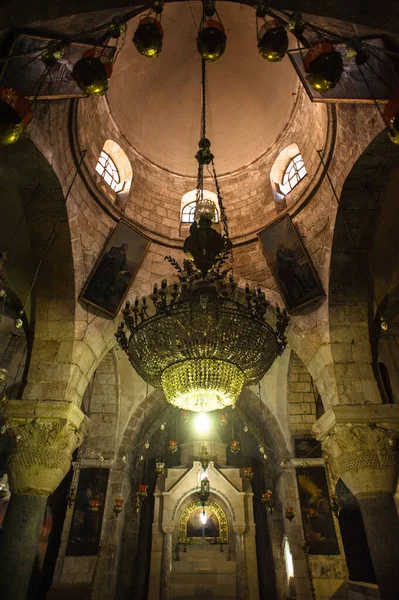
[201,509,207,525]
[195,412,210,434]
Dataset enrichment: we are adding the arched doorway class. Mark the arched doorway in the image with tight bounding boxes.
[179,499,228,544]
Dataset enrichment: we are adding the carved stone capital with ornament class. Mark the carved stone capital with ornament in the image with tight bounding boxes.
[313,405,399,498]
[2,400,90,496]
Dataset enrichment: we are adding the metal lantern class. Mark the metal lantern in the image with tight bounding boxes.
[258,20,289,62]
[198,477,210,505]
[169,440,178,454]
[41,41,65,68]
[285,507,295,521]
[113,497,124,515]
[230,440,240,454]
[286,12,306,36]
[304,42,343,93]
[244,467,253,480]
[88,497,102,512]
[261,490,274,512]
[220,413,228,426]
[383,91,399,144]
[0,87,32,146]
[133,17,163,58]
[197,20,227,62]
[155,461,165,475]
[72,48,112,96]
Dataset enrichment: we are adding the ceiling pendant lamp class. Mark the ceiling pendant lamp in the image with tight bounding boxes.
[72,48,113,96]
[257,19,289,62]
[197,2,226,62]
[303,42,343,93]
[115,60,289,412]
[133,17,164,58]
[0,87,32,146]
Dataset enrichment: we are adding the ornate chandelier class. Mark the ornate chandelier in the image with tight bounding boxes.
[115,60,289,412]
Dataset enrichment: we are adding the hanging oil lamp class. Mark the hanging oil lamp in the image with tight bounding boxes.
[244,467,253,480]
[303,42,343,93]
[203,0,216,17]
[285,506,295,522]
[133,8,164,59]
[181,409,190,423]
[254,2,268,18]
[109,19,126,39]
[197,11,227,62]
[198,477,210,505]
[41,40,65,68]
[113,497,124,516]
[219,412,228,426]
[72,48,113,96]
[285,12,306,36]
[230,440,240,454]
[0,87,32,146]
[155,461,165,475]
[88,496,102,512]
[135,484,148,513]
[199,445,210,471]
[257,20,289,62]
[261,489,274,511]
[169,440,178,454]
[383,91,399,144]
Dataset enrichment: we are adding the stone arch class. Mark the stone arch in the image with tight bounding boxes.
[0,138,78,404]
[177,497,230,542]
[329,130,399,405]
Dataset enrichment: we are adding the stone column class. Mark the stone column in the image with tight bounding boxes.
[160,527,174,600]
[0,400,89,600]
[234,525,248,600]
[314,405,399,600]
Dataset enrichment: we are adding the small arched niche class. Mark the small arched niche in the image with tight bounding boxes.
[178,498,228,543]
[270,143,307,212]
[95,139,132,203]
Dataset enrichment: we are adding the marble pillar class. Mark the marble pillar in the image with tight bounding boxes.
[0,400,89,600]
[160,527,174,600]
[234,526,248,600]
[314,405,399,600]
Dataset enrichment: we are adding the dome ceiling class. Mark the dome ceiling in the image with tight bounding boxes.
[108,1,299,176]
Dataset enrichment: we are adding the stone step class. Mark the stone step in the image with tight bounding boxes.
[170,581,236,598]
[172,560,237,575]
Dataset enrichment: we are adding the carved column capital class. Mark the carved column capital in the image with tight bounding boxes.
[313,405,399,497]
[2,400,90,496]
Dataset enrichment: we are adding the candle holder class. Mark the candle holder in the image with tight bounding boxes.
[244,467,253,480]
[113,497,124,516]
[135,484,148,513]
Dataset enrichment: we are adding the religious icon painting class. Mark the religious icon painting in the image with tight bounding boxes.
[80,220,151,318]
[258,215,325,313]
[296,466,340,555]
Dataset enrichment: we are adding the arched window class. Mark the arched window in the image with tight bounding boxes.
[181,189,219,224]
[270,143,307,202]
[279,153,307,195]
[95,140,132,195]
[95,151,122,192]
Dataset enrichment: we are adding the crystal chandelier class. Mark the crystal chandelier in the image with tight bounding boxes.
[115,60,289,412]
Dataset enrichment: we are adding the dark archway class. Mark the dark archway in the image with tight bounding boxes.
[329,131,399,405]
[335,479,376,584]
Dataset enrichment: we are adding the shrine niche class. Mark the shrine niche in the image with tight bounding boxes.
[178,499,228,544]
